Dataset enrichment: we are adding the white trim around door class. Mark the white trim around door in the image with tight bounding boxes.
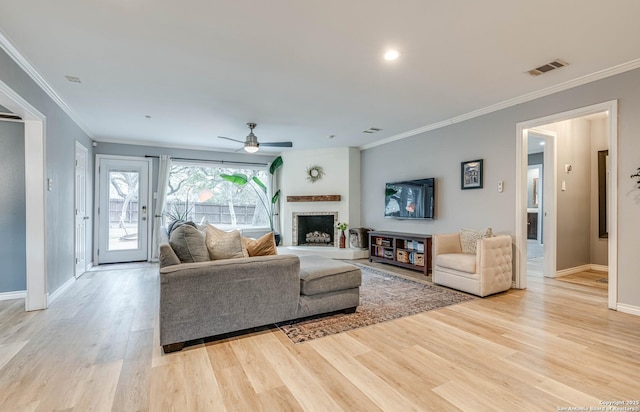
[94,155,153,264]
[0,80,48,311]
[515,100,618,310]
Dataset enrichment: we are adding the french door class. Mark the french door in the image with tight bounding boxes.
[96,156,152,264]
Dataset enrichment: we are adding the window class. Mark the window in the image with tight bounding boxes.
[165,162,270,229]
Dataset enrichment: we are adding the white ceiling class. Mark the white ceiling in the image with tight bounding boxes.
[1,1,639,154]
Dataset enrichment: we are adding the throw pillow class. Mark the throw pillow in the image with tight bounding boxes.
[460,228,493,254]
[159,243,181,267]
[205,225,247,260]
[168,220,196,236]
[169,224,209,263]
[243,232,278,257]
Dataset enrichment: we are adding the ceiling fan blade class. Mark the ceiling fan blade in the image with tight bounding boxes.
[218,136,245,144]
[259,141,293,148]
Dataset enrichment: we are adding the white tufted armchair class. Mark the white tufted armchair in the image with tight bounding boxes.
[432,232,512,297]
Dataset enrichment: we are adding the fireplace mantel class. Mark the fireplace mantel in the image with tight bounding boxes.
[287,195,341,202]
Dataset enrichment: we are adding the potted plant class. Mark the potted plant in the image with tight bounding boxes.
[335,222,348,248]
[220,156,283,244]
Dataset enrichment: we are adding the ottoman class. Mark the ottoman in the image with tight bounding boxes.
[296,255,362,318]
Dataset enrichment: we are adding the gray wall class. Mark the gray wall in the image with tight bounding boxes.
[0,48,95,294]
[542,119,592,270]
[0,121,26,292]
[361,67,640,308]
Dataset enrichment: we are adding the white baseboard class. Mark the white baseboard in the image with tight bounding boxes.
[0,290,27,301]
[86,262,93,271]
[555,264,592,278]
[617,303,640,316]
[47,276,76,305]
[590,264,608,272]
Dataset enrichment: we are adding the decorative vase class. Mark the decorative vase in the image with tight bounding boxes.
[339,230,346,248]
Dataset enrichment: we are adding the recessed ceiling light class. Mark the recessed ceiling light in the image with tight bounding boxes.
[384,50,400,61]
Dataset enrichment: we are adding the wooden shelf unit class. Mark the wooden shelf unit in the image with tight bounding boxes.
[368,231,432,275]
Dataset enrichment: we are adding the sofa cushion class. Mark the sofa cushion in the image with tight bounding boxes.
[159,243,181,267]
[436,253,476,273]
[460,228,493,254]
[243,232,278,257]
[168,220,196,236]
[169,224,209,263]
[205,225,247,260]
[298,255,362,296]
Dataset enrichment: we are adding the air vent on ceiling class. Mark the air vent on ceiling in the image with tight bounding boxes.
[362,127,383,134]
[527,59,569,76]
[65,75,82,83]
[0,112,22,120]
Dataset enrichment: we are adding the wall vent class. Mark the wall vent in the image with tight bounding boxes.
[527,59,569,76]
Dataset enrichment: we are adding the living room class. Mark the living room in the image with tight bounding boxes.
[2,2,640,410]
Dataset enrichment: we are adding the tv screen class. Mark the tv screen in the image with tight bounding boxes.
[384,178,435,219]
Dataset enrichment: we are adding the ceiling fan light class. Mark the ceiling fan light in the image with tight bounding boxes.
[244,143,259,153]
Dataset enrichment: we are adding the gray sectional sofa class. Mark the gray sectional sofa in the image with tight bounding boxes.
[159,233,361,353]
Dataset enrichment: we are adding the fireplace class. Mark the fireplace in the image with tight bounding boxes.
[292,212,338,246]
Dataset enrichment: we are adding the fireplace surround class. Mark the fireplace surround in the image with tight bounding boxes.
[292,212,338,246]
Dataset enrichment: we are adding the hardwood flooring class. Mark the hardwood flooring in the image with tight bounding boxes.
[555,270,608,289]
[1,263,639,411]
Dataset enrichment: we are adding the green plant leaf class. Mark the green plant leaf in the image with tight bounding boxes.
[269,156,283,175]
[252,176,267,194]
[385,188,399,197]
[220,173,249,186]
[271,190,280,205]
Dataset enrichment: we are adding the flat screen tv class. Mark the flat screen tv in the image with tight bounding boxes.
[384,178,435,219]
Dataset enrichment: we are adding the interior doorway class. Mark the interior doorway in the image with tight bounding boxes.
[525,130,556,279]
[515,101,618,309]
[0,80,47,311]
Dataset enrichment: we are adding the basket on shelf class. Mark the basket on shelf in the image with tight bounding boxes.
[396,250,410,263]
[415,253,425,266]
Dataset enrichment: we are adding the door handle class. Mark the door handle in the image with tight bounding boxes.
[83,216,90,220]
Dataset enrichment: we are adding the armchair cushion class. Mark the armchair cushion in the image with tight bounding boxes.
[436,253,476,273]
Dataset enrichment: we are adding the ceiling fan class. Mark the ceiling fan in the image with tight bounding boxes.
[218,123,293,153]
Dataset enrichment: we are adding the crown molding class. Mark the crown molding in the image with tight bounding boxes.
[361,58,640,151]
[0,30,94,138]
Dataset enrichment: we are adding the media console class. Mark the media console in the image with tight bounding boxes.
[368,231,432,275]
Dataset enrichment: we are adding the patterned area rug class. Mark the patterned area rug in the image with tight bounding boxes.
[277,264,476,343]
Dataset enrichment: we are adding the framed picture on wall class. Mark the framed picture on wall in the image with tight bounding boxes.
[461,159,483,190]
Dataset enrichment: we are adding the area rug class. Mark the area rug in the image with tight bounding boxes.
[277,264,477,343]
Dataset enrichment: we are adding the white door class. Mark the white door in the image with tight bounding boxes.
[97,157,151,264]
[75,142,89,277]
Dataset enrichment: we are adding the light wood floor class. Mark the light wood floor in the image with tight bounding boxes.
[1,264,639,411]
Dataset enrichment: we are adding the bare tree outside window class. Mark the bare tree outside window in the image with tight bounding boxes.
[165,163,269,229]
